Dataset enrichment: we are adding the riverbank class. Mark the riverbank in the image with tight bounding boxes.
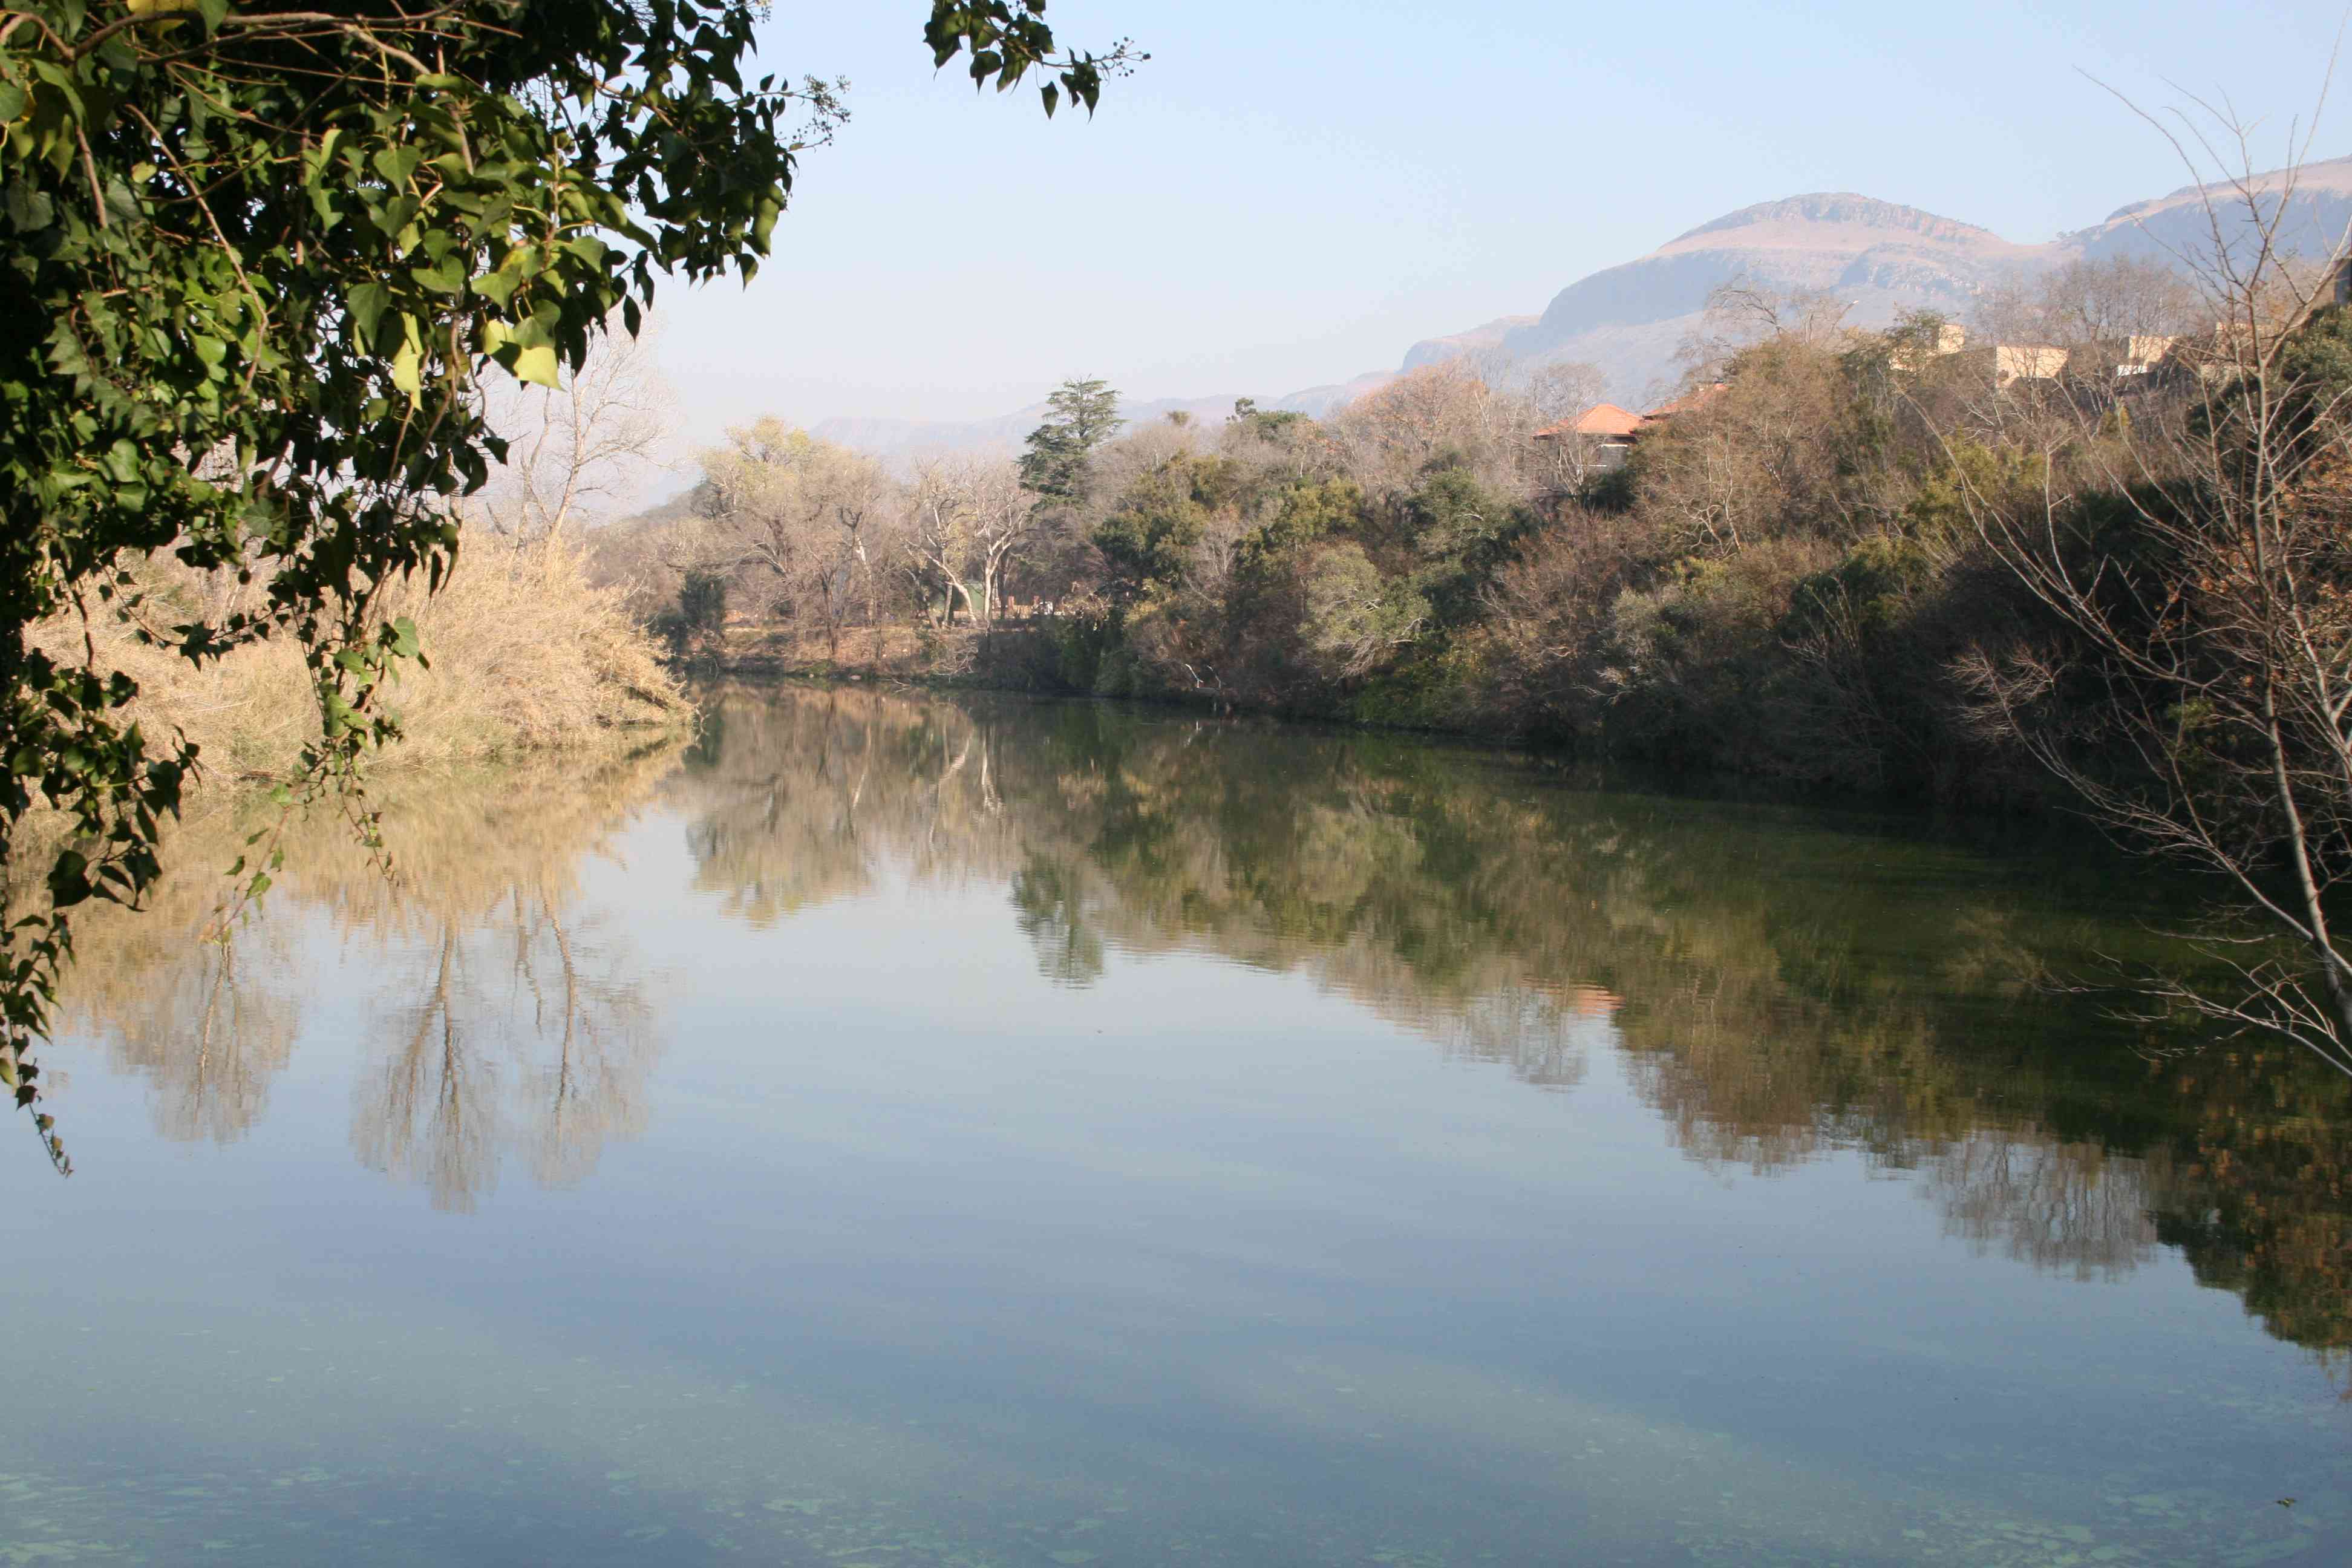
[702,617,2062,820]
[6,532,692,932]
[27,529,690,784]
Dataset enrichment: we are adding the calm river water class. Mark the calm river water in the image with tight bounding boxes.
[6,684,2350,1566]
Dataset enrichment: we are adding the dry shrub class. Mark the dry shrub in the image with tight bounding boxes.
[377,529,685,762]
[23,526,685,783]
[1482,506,1652,731]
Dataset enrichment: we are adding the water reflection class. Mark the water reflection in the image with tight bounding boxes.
[44,684,2352,1368]
[98,931,299,1145]
[1926,1134,2157,1283]
[663,684,2352,1368]
[58,745,676,1210]
[348,890,656,1210]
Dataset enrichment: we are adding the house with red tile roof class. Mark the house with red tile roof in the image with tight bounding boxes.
[1532,402,1646,474]
[1534,402,1645,440]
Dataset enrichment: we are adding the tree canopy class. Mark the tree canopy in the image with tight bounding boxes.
[0,0,1131,1171]
[1019,374,1122,508]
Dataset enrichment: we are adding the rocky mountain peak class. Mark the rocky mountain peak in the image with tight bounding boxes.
[1664,193,2014,253]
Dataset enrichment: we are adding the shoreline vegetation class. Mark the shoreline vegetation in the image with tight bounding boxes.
[0,0,1111,1157]
[599,183,2352,1086]
[612,262,2295,815]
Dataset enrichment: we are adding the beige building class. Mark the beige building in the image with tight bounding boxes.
[1994,344,2068,386]
[1890,322,1970,371]
[2070,335,2177,378]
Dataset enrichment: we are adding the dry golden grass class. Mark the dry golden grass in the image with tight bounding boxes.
[23,527,687,782]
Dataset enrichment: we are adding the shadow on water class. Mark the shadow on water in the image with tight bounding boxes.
[48,683,2352,1372]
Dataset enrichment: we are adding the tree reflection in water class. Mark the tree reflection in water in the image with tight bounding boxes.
[665,684,2352,1371]
[54,743,676,1211]
[98,930,299,1147]
[39,683,2352,1373]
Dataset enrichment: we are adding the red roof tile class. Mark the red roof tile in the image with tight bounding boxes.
[1641,382,1728,420]
[1534,402,1644,440]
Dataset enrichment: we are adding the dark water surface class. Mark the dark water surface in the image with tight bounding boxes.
[8,685,2351,1566]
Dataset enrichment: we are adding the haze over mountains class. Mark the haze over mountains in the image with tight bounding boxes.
[813,157,2352,462]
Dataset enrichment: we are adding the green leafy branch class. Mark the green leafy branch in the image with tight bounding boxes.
[0,0,1128,1173]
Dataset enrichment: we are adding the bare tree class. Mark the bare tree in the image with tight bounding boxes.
[1329,362,1517,495]
[905,456,984,626]
[1972,255,2204,352]
[1955,98,2352,1078]
[695,419,893,658]
[970,460,1041,622]
[475,315,673,546]
[1520,359,1615,498]
[1525,359,1609,427]
[1680,274,1854,382]
[902,456,1034,626]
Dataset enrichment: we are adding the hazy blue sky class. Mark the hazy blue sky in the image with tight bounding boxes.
[653,1,2350,438]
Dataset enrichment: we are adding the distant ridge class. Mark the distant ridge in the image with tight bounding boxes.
[1664,192,2014,250]
[1400,315,1540,373]
[812,157,2352,460]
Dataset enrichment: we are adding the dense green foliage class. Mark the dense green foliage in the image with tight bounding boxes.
[0,0,1128,1165]
[1017,374,1121,509]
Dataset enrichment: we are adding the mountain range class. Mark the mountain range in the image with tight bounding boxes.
[813,157,2352,462]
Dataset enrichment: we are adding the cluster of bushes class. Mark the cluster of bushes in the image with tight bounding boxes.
[1030,289,2293,810]
[597,255,2341,825]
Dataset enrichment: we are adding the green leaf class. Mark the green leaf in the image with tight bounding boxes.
[47,851,90,910]
[370,145,422,189]
[512,343,560,388]
[390,336,422,400]
[4,181,54,232]
[347,281,390,347]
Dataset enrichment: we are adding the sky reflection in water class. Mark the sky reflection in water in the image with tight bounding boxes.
[7,685,2351,1566]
